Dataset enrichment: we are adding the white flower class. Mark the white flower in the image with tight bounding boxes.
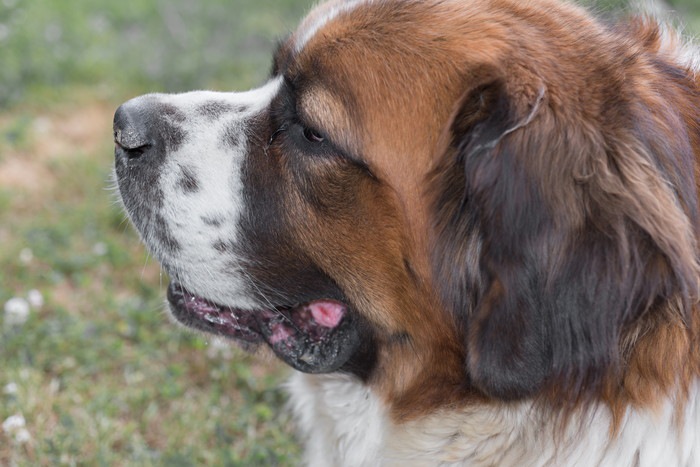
[19,248,33,264]
[3,382,18,396]
[2,413,25,433]
[92,242,108,256]
[14,428,31,444]
[2,414,31,444]
[4,297,30,326]
[27,289,44,309]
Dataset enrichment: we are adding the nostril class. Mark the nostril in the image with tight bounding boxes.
[115,139,152,160]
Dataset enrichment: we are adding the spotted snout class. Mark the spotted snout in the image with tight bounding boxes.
[113,84,283,311]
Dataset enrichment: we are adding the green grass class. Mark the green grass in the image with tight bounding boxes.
[0,0,699,464]
[0,0,312,108]
[0,119,301,465]
[0,0,313,464]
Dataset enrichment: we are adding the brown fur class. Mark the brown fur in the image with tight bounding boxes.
[271,0,700,423]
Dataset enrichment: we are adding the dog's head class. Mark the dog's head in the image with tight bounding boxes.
[115,0,700,416]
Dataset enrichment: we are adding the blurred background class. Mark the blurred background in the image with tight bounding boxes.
[0,0,698,465]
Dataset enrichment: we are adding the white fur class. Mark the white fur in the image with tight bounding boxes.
[294,0,374,53]
[140,78,283,309]
[633,0,700,73]
[287,372,386,466]
[288,373,700,466]
[652,22,700,74]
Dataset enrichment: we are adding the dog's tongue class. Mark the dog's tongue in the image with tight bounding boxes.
[308,301,345,327]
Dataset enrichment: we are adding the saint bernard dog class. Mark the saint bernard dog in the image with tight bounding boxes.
[113,0,700,465]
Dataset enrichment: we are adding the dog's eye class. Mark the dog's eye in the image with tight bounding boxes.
[303,127,325,144]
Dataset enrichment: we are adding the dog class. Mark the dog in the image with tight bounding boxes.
[113,0,700,465]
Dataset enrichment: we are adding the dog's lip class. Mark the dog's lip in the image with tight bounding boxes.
[167,283,264,343]
[166,282,354,372]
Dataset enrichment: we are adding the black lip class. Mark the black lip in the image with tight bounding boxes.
[167,283,263,344]
[166,282,362,373]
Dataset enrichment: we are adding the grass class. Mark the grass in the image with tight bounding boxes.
[0,104,302,465]
[0,0,312,464]
[0,0,312,108]
[0,0,699,465]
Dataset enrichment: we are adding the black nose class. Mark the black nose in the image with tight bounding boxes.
[113,100,154,161]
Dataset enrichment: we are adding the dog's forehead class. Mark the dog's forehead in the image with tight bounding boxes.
[287,0,468,170]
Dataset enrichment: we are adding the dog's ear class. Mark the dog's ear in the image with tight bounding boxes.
[430,74,700,401]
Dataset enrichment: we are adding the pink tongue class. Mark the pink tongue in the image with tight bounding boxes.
[308,300,345,328]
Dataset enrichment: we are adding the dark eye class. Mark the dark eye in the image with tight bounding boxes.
[303,127,325,144]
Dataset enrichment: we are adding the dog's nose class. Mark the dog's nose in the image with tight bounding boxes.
[113,100,154,161]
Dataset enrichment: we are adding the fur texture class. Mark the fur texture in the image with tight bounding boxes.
[114,0,700,465]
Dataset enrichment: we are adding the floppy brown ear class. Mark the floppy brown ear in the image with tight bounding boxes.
[430,74,700,401]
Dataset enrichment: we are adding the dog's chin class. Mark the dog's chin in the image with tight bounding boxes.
[166,282,362,373]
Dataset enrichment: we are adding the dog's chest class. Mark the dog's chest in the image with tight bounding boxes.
[287,373,700,467]
[287,372,387,466]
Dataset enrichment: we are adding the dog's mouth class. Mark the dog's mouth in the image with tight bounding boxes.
[166,282,361,373]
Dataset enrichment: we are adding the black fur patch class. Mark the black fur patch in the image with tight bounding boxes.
[114,97,185,258]
[159,104,187,151]
[177,165,200,194]
[201,216,223,227]
[212,240,232,253]
[221,124,243,149]
[197,101,235,120]
[154,213,181,254]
